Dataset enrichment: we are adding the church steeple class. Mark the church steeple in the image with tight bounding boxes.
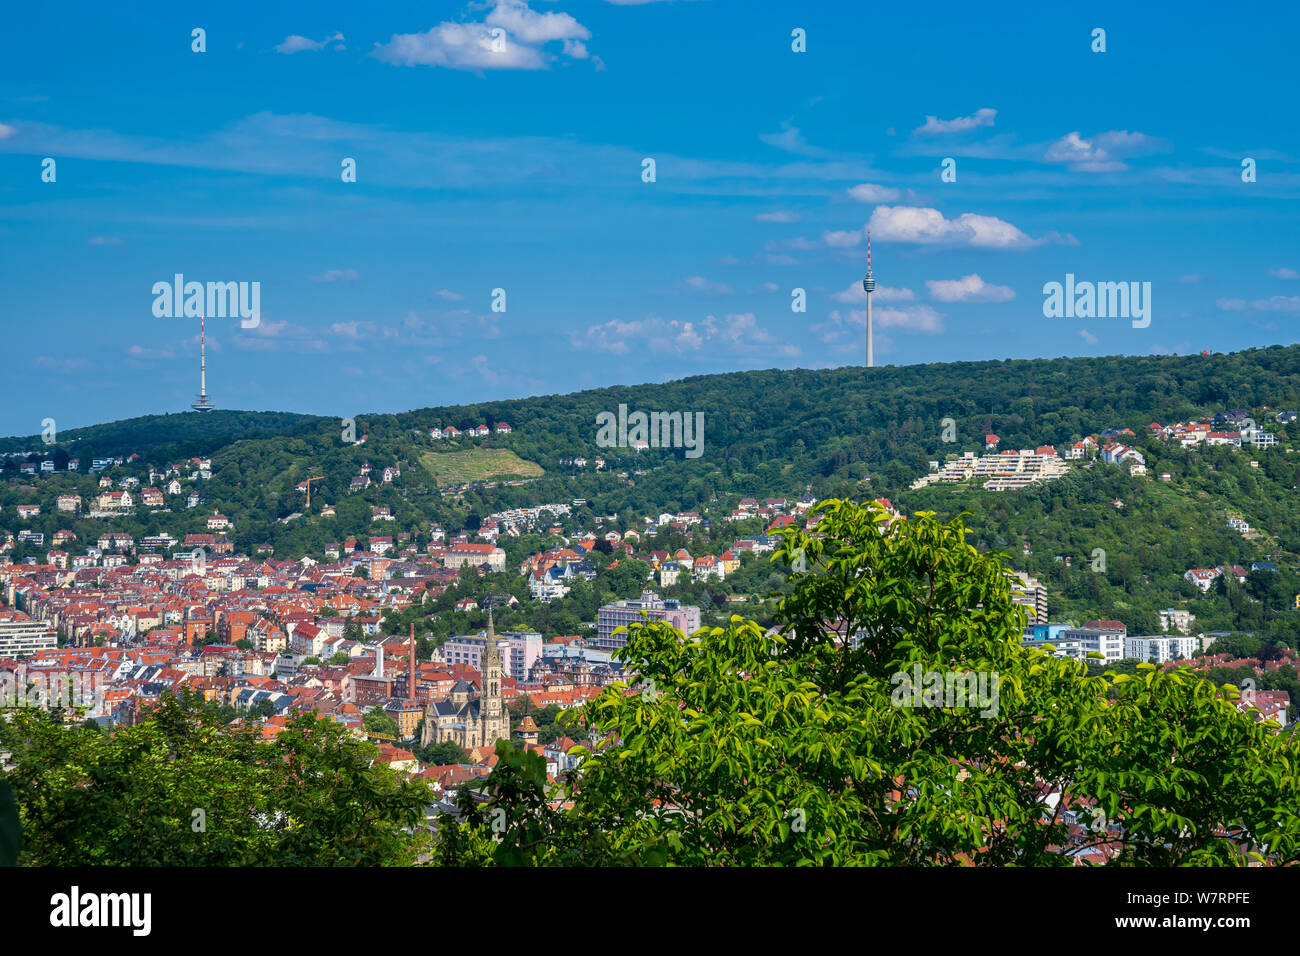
[482,608,504,738]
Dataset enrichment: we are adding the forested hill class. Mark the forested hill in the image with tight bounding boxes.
[6,344,1300,468]
[4,347,1300,628]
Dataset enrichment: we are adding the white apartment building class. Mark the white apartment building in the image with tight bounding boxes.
[1125,634,1200,663]
[1158,608,1196,635]
[1063,627,1125,662]
[0,619,58,657]
[911,448,1071,491]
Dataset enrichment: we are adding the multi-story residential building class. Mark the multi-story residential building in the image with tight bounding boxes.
[912,448,1071,491]
[443,543,506,571]
[1158,608,1196,635]
[1062,626,1125,662]
[1124,634,1200,663]
[439,630,543,682]
[1241,426,1278,448]
[0,617,58,657]
[1184,568,1221,592]
[596,591,701,652]
[1009,571,1048,627]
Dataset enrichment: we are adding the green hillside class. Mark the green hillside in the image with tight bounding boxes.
[4,345,1300,643]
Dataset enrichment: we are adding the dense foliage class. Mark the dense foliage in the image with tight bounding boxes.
[0,693,431,865]
[439,501,1300,866]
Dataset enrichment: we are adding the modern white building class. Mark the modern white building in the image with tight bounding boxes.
[1063,626,1125,662]
[1158,608,1196,635]
[1124,634,1199,663]
[0,619,58,657]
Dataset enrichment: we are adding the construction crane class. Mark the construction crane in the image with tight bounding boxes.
[303,476,325,510]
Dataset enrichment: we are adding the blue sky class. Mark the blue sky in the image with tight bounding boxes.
[1,0,1297,435]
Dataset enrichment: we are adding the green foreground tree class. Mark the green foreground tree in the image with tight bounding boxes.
[443,499,1300,865]
[0,693,431,865]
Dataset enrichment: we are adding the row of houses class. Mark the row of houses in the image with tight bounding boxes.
[430,423,512,440]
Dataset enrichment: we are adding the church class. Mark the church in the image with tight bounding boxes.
[419,612,510,751]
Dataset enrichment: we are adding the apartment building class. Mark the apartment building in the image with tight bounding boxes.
[596,591,701,652]
[1124,634,1199,663]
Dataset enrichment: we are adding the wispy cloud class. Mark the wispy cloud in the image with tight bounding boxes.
[35,356,90,372]
[1044,130,1164,172]
[925,273,1015,303]
[833,282,914,304]
[310,268,358,282]
[756,210,800,223]
[570,312,796,357]
[846,183,902,203]
[275,32,345,54]
[914,108,996,136]
[681,276,734,295]
[126,345,176,360]
[1217,295,1300,313]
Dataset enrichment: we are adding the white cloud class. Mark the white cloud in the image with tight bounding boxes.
[758,123,822,157]
[1250,296,1300,313]
[868,205,1062,248]
[846,183,902,203]
[0,123,16,140]
[871,303,944,333]
[1269,267,1299,279]
[761,282,780,293]
[570,311,796,357]
[235,320,328,353]
[486,1,589,45]
[756,210,800,223]
[914,108,996,135]
[1213,295,1300,314]
[823,229,863,248]
[1178,274,1203,284]
[833,304,943,334]
[35,355,90,371]
[310,268,359,282]
[1044,130,1162,172]
[682,276,734,294]
[833,282,914,304]
[373,2,592,71]
[275,32,345,54]
[433,288,464,300]
[470,354,502,385]
[925,273,1015,303]
[1078,329,1099,345]
[126,345,175,360]
[330,321,378,338]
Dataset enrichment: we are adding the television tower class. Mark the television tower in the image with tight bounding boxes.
[862,229,875,368]
[192,313,215,411]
